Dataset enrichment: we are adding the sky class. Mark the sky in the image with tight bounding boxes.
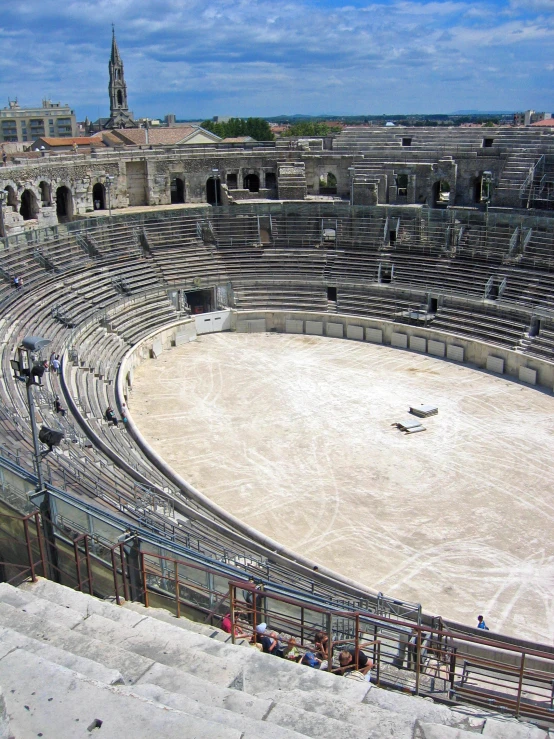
[0,0,553,121]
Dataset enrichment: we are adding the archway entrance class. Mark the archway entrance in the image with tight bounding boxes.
[170,177,185,204]
[20,189,38,221]
[92,183,105,210]
[206,177,221,206]
[432,180,450,208]
[56,186,73,222]
[243,173,260,193]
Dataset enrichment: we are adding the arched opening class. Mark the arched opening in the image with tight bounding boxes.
[39,181,51,206]
[265,172,276,190]
[56,186,73,222]
[432,180,450,208]
[243,173,260,193]
[19,189,38,221]
[117,90,123,106]
[4,186,17,212]
[206,177,221,206]
[170,177,185,204]
[92,183,105,210]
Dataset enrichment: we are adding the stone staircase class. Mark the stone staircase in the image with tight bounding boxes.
[496,149,542,206]
[0,578,549,738]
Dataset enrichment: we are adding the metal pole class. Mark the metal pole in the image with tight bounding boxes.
[0,193,5,243]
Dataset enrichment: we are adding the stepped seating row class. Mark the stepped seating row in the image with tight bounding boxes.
[232,283,328,312]
[1,578,539,739]
[524,327,554,361]
[337,290,427,322]
[429,306,528,350]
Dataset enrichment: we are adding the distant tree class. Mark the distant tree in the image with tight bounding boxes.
[200,118,274,141]
[282,121,341,137]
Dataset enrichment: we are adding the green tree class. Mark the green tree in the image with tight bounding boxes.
[200,118,274,141]
[282,121,341,137]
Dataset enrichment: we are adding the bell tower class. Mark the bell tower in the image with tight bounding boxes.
[105,26,137,129]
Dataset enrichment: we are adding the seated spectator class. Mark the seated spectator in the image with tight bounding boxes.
[221,613,232,633]
[255,623,283,657]
[54,395,66,417]
[105,407,118,426]
[282,637,302,662]
[300,651,321,669]
[313,630,329,660]
[337,647,373,679]
[477,615,489,631]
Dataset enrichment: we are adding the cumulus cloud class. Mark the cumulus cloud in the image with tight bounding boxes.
[0,0,553,118]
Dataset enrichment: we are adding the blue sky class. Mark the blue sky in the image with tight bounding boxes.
[1,0,553,120]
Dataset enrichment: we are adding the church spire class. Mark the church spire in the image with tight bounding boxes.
[104,26,137,129]
[110,24,122,65]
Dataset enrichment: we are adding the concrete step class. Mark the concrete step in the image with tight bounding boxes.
[0,624,124,685]
[0,648,239,739]
[125,683,306,739]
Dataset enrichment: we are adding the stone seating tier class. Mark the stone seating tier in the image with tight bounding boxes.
[0,578,546,739]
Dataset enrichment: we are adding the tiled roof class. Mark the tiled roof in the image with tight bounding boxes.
[110,127,197,145]
[35,136,104,147]
[530,119,554,127]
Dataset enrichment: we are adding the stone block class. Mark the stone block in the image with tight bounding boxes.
[236,319,266,333]
[175,323,196,346]
[326,322,344,338]
[427,340,445,358]
[482,718,548,738]
[366,328,383,344]
[285,319,304,334]
[306,321,323,336]
[346,325,364,341]
[391,332,408,349]
[409,336,426,353]
[518,366,536,385]
[486,356,504,374]
[414,721,476,738]
[446,345,464,362]
[152,338,163,358]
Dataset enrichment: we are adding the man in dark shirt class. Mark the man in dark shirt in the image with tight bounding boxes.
[337,647,373,677]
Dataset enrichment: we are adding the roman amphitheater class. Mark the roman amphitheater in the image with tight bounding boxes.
[1,126,554,737]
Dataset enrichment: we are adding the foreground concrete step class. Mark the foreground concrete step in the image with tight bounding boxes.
[0,687,9,739]
[0,600,273,720]
[74,613,242,687]
[0,581,83,629]
[482,718,548,738]
[363,687,486,732]
[414,722,479,738]
[0,625,124,685]
[127,683,305,739]
[19,578,147,627]
[124,598,251,645]
[259,687,416,739]
[0,649,239,739]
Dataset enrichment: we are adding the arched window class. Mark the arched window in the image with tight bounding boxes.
[117,90,123,106]
[56,186,73,222]
[20,189,38,221]
[243,173,260,193]
[92,183,106,210]
[170,177,185,204]
[319,172,337,194]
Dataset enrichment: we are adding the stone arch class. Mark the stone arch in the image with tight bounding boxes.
[4,185,17,212]
[244,173,260,193]
[92,182,105,210]
[20,189,39,221]
[39,181,51,206]
[170,177,185,204]
[206,177,221,206]
[56,185,74,222]
[431,179,450,208]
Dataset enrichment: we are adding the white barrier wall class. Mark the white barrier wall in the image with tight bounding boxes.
[229,310,554,390]
[195,310,231,335]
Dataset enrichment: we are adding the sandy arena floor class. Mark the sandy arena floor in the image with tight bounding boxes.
[130,332,554,644]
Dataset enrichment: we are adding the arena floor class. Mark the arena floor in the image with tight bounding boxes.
[130,332,554,645]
